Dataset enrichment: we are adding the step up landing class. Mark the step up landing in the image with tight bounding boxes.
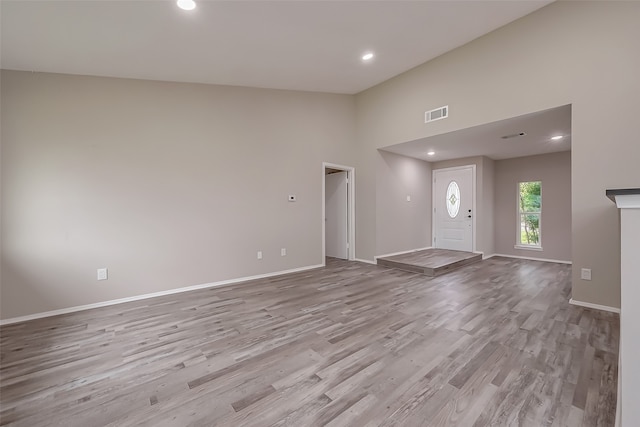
[377,248,482,277]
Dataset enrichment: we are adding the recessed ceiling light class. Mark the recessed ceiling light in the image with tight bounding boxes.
[362,52,374,61]
[551,135,563,140]
[427,151,435,156]
[177,0,196,11]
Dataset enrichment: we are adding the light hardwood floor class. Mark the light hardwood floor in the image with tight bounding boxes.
[376,249,482,276]
[0,257,619,426]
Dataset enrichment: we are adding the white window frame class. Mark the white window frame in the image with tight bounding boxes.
[515,181,543,251]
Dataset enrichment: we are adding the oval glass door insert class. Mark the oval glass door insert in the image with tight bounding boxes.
[446,181,461,218]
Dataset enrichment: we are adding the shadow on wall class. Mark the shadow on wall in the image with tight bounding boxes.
[375,150,432,256]
[0,260,67,320]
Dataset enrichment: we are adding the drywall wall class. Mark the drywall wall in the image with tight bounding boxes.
[432,156,495,256]
[376,151,431,256]
[494,152,571,261]
[0,74,3,301]
[483,157,495,258]
[356,1,640,308]
[0,71,356,319]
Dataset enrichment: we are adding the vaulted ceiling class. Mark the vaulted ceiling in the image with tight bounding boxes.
[1,1,553,94]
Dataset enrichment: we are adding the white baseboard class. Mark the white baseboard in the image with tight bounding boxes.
[374,246,433,261]
[0,264,324,326]
[354,258,377,265]
[569,298,620,314]
[489,253,572,265]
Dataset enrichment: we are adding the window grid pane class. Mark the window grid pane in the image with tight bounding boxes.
[519,214,540,245]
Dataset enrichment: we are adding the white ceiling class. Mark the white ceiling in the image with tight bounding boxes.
[381,104,571,162]
[0,0,552,94]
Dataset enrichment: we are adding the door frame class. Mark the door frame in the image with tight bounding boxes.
[322,162,355,264]
[432,165,477,252]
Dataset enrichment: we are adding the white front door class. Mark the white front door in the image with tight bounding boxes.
[433,166,474,252]
[325,171,348,259]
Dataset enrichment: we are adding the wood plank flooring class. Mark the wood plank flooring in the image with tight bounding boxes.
[0,257,619,426]
[376,249,482,276]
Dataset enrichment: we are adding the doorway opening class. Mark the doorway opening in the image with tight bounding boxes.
[322,162,355,264]
[432,165,476,252]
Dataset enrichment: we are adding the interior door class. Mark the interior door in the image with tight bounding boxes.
[325,171,348,259]
[433,166,474,252]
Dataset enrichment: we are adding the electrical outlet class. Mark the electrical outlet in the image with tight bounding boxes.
[581,268,592,281]
[257,251,263,260]
[97,268,108,281]
[281,248,286,256]
[288,195,296,202]
[406,195,411,202]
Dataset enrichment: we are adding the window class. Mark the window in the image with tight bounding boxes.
[517,181,541,249]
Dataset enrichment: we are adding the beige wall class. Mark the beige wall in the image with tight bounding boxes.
[356,1,640,309]
[432,156,495,256]
[0,74,3,303]
[483,157,495,258]
[494,152,572,261]
[0,71,356,319]
[376,151,431,256]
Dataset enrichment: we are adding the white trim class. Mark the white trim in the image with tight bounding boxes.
[569,298,620,314]
[322,162,356,263]
[616,343,622,427]
[432,165,476,252]
[514,244,543,251]
[374,246,433,260]
[490,253,572,264]
[471,251,488,259]
[354,258,377,265]
[613,194,640,209]
[0,264,324,326]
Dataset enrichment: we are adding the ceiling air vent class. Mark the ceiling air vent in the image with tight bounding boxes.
[425,105,448,123]
[501,132,527,139]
